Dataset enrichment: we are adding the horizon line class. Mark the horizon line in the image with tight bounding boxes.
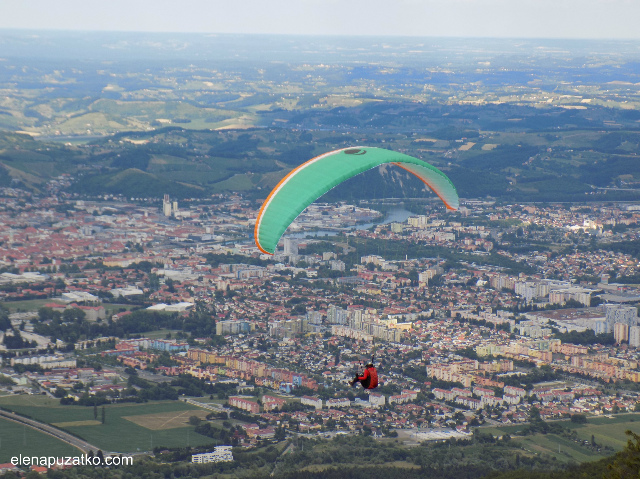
[0,28,639,42]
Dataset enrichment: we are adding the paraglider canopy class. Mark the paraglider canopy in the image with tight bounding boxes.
[254,146,459,255]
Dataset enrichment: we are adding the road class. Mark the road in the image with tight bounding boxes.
[0,409,103,455]
[185,398,227,412]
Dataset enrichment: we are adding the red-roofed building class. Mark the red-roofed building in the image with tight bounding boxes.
[0,463,19,474]
[229,396,260,414]
[263,395,286,412]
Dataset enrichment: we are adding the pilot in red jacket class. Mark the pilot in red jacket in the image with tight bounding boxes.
[349,363,378,389]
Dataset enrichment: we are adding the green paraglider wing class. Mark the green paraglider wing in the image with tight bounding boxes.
[254,147,459,255]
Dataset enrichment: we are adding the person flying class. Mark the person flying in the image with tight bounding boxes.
[350,362,378,389]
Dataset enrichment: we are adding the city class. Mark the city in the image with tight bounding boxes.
[2,187,640,476]
[0,12,640,477]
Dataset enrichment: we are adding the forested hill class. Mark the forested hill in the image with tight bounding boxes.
[2,116,640,203]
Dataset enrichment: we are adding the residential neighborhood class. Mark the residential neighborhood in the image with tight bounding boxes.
[3,191,640,455]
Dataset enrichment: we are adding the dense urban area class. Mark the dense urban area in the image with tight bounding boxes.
[1,32,640,479]
[2,183,640,477]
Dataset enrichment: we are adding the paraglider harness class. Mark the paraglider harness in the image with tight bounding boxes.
[350,351,378,390]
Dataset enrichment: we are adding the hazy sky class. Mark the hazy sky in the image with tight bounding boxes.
[1,0,639,39]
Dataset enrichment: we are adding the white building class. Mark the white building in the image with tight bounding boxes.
[10,355,76,369]
[110,287,143,298]
[61,291,99,303]
[368,393,386,407]
[388,394,410,405]
[326,398,350,408]
[504,386,527,397]
[503,394,521,405]
[283,238,298,255]
[307,311,323,325]
[330,260,346,271]
[163,194,172,217]
[605,304,638,333]
[327,305,348,325]
[301,395,322,410]
[192,446,233,464]
[630,326,640,348]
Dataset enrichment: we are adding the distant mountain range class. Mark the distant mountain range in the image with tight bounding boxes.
[1,32,639,203]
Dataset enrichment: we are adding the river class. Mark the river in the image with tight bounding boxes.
[285,207,414,239]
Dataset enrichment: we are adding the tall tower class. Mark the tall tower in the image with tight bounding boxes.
[283,238,298,255]
[163,194,172,217]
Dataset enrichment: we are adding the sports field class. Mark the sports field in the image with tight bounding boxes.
[0,417,80,463]
[0,395,215,453]
[124,409,210,430]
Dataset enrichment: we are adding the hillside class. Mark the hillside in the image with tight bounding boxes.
[1,120,639,203]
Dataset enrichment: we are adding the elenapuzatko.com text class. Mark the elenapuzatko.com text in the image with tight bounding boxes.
[11,454,133,468]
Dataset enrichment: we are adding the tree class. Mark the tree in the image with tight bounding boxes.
[63,308,86,323]
[101,406,105,424]
[94,404,98,420]
[274,427,286,441]
[53,387,67,398]
[528,405,541,422]
[607,430,640,478]
[571,414,587,424]
[0,306,11,331]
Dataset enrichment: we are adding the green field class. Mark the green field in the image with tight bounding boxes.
[567,414,640,451]
[3,299,58,313]
[481,414,640,463]
[0,417,80,463]
[517,433,601,463]
[0,396,215,453]
[3,299,134,317]
[138,328,183,340]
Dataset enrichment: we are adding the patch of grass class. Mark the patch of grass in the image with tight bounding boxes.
[139,329,183,340]
[2,299,57,313]
[0,417,80,462]
[516,433,601,463]
[210,173,255,192]
[123,409,209,430]
[481,414,640,463]
[480,424,530,436]
[52,420,102,427]
[0,398,215,453]
[571,420,640,451]
[580,413,640,426]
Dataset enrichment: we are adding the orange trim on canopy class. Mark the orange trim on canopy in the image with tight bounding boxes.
[392,162,457,210]
[254,149,340,254]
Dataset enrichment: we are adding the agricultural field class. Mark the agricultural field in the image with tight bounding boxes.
[0,396,215,453]
[0,417,80,463]
[567,414,640,450]
[481,413,640,463]
[517,433,602,463]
